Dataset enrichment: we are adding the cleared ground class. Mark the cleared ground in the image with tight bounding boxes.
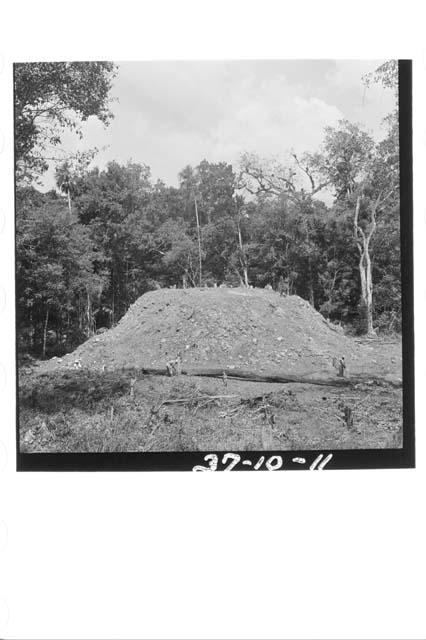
[18,288,403,453]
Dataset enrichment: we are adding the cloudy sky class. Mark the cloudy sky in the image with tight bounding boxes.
[42,59,396,190]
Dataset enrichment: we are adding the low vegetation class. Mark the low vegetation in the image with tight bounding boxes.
[19,337,402,453]
[15,61,403,454]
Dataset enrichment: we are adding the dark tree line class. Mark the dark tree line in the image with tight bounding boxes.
[15,61,401,359]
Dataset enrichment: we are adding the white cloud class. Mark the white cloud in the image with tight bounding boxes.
[39,59,396,190]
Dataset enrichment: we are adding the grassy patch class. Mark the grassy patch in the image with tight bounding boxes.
[19,368,403,453]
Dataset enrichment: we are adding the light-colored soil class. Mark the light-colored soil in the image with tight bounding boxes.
[37,287,402,378]
[20,287,403,453]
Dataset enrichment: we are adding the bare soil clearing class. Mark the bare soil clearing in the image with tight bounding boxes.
[20,287,403,453]
[37,287,402,379]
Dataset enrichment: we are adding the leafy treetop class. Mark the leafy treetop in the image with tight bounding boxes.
[15,61,117,181]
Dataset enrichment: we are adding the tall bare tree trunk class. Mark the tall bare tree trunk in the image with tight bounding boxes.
[42,306,49,358]
[78,295,84,332]
[67,188,72,220]
[86,288,94,337]
[194,194,202,287]
[308,260,315,307]
[237,217,249,287]
[125,260,129,307]
[111,268,115,326]
[305,221,315,306]
[29,307,34,350]
[354,194,378,336]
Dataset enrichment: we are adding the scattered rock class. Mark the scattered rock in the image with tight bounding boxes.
[37,287,392,377]
[23,429,34,444]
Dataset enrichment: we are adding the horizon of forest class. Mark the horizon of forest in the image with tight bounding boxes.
[15,60,401,360]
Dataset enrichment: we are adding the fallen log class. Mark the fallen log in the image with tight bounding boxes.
[132,366,401,388]
[181,367,350,386]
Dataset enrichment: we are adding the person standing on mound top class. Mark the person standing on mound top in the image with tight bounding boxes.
[277,276,289,296]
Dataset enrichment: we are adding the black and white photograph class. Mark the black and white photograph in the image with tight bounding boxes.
[2,3,425,639]
[15,59,413,470]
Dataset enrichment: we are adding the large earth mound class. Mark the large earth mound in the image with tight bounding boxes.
[42,287,373,376]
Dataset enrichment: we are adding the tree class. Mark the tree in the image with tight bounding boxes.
[317,119,398,334]
[55,149,98,218]
[55,160,74,216]
[73,161,154,323]
[234,195,250,287]
[239,151,330,203]
[178,161,244,286]
[239,152,330,302]
[363,60,398,97]
[158,220,203,287]
[16,189,107,356]
[178,165,203,285]
[14,61,117,181]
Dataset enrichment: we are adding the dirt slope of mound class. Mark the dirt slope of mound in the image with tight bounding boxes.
[42,287,374,376]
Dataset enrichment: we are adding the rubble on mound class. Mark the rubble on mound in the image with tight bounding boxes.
[39,287,369,377]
